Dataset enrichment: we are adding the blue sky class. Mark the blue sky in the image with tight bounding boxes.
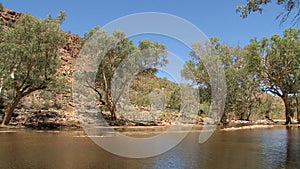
[0,0,294,82]
[1,0,292,46]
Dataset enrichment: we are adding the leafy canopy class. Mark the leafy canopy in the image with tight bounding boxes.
[0,13,65,104]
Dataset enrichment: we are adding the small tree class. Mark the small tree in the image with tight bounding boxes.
[0,14,65,125]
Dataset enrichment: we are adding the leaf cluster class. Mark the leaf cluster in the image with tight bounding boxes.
[0,14,65,99]
[237,0,300,25]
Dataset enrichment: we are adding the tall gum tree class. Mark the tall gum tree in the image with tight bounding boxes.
[244,28,300,124]
[181,38,260,123]
[0,14,65,125]
[82,27,168,121]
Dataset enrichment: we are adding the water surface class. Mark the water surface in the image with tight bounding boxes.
[0,126,299,169]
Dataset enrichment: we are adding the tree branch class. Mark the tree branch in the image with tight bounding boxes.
[84,79,105,105]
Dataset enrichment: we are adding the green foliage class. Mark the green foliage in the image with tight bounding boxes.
[182,38,261,121]
[7,19,13,27]
[45,10,67,25]
[0,14,65,94]
[0,13,65,125]
[128,71,180,111]
[261,94,284,119]
[198,103,210,117]
[244,28,300,124]
[246,28,300,94]
[169,86,181,110]
[83,26,101,40]
[237,0,300,25]
[80,27,168,120]
[182,29,300,124]
[236,0,272,18]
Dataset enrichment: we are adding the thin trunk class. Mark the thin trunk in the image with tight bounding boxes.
[283,95,292,125]
[108,100,116,121]
[1,93,22,126]
[102,72,116,121]
[219,113,227,128]
[246,101,253,121]
[296,94,300,123]
[1,85,45,126]
[0,77,3,111]
[239,112,244,120]
[246,111,251,121]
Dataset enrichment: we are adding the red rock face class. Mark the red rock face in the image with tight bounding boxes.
[63,33,82,58]
[0,8,22,26]
[59,33,82,85]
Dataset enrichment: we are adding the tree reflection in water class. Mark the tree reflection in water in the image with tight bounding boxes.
[261,126,300,169]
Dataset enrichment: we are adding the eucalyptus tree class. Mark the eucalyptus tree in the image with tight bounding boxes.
[81,27,167,120]
[244,28,300,124]
[182,38,261,123]
[0,14,65,125]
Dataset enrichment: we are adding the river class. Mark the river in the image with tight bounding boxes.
[0,126,299,169]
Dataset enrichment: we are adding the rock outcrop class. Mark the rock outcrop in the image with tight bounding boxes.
[0,8,22,26]
[9,110,80,129]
